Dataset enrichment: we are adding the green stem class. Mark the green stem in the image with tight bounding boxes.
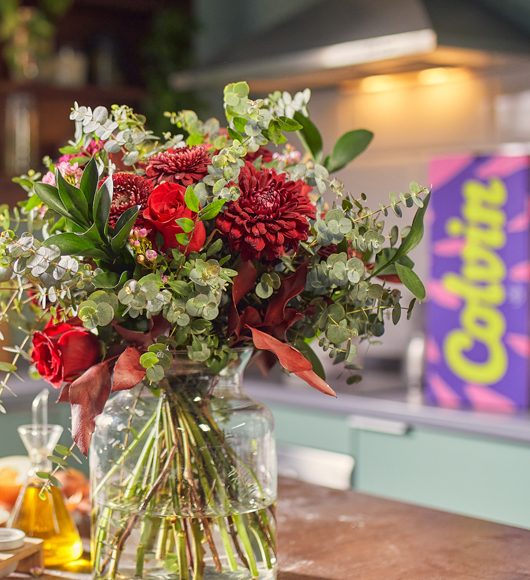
[218,517,239,571]
[233,513,259,577]
[93,411,157,497]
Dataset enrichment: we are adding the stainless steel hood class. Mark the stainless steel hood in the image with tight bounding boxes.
[171,0,530,91]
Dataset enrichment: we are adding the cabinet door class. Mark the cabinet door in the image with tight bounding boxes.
[353,424,530,529]
[267,403,354,455]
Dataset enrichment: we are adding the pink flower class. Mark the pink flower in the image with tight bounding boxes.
[56,161,83,186]
[42,171,56,186]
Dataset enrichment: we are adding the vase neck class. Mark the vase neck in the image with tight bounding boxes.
[213,369,245,397]
[164,349,252,397]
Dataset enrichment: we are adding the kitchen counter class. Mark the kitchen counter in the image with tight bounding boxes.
[19,478,530,579]
[277,478,530,579]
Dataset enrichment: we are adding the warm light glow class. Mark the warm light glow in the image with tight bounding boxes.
[360,74,397,93]
[418,67,469,85]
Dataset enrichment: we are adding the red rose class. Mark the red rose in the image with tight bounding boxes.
[143,182,206,253]
[146,146,210,186]
[245,147,273,164]
[216,163,316,261]
[32,319,102,388]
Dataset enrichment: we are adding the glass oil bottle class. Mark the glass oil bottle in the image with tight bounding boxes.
[8,390,83,567]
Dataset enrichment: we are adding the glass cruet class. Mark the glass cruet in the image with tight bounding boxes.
[9,390,83,567]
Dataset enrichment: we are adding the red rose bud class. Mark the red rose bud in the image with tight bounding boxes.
[146,146,210,186]
[31,319,102,388]
[143,182,206,253]
[216,163,316,261]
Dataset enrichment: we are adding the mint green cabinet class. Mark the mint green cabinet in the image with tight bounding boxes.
[354,426,530,529]
[267,403,354,455]
[266,399,530,529]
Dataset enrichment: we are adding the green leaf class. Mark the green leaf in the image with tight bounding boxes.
[199,199,225,221]
[55,444,72,456]
[176,217,195,233]
[325,129,373,173]
[56,172,89,225]
[277,116,303,132]
[295,340,326,381]
[79,157,99,207]
[392,303,402,325]
[175,233,189,245]
[93,177,112,238]
[140,352,159,369]
[36,472,61,487]
[371,192,430,278]
[294,112,323,161]
[48,455,68,467]
[206,238,223,257]
[34,183,72,219]
[407,298,417,320]
[0,362,16,373]
[395,263,426,300]
[111,205,139,253]
[184,186,200,212]
[394,192,430,257]
[43,232,108,259]
[93,270,128,289]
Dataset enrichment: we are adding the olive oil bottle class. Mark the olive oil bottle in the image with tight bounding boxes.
[9,391,83,567]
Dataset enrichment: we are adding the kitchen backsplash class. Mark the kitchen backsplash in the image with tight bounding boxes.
[307,59,530,357]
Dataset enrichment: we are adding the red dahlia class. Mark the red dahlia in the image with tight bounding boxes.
[146,146,210,186]
[216,163,316,261]
[105,172,152,228]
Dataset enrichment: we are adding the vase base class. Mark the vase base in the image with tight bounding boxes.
[99,563,278,579]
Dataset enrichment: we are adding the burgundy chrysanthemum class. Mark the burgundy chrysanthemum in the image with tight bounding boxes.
[105,172,153,228]
[216,163,316,261]
[145,146,210,186]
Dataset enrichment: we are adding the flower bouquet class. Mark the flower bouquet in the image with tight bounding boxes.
[0,82,429,579]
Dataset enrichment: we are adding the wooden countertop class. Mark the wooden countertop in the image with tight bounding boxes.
[20,478,530,579]
[278,479,530,579]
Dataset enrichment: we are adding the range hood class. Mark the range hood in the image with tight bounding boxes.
[171,0,530,92]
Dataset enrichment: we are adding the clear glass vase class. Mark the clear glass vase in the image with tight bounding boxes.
[90,349,277,579]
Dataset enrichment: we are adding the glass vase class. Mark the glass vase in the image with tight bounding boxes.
[90,349,277,579]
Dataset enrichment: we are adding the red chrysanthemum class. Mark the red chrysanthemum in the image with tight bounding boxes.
[105,172,153,228]
[145,146,210,186]
[216,163,316,261]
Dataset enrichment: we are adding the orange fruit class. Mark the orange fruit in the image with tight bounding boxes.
[0,456,30,508]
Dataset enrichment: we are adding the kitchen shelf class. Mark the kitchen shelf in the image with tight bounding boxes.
[0,81,147,103]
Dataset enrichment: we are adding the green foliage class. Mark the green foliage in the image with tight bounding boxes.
[324,129,374,173]
[294,112,323,161]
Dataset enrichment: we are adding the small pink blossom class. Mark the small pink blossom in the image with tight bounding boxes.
[56,161,83,185]
[273,146,302,165]
[145,249,158,261]
[42,171,56,186]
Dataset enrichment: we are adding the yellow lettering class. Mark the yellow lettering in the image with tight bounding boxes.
[443,178,508,384]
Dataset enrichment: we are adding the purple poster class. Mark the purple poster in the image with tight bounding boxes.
[426,155,530,412]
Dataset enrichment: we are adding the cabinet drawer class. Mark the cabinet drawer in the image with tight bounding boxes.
[354,425,530,529]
